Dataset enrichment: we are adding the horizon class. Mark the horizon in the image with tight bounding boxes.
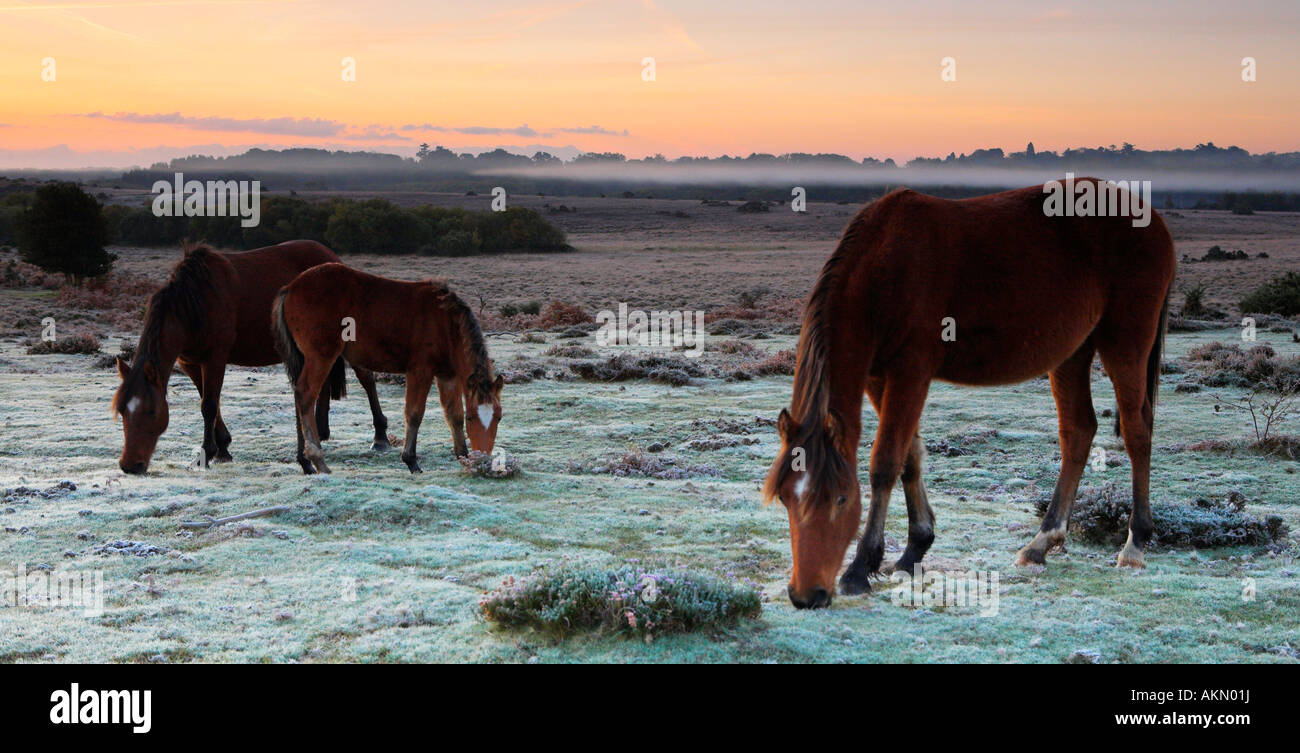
[2,0,1299,170]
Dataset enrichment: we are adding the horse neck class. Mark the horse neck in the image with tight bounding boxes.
[813,290,870,456]
[443,320,480,393]
[135,311,186,379]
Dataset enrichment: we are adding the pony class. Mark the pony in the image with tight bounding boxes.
[271,263,503,474]
[763,180,1174,609]
[112,241,389,473]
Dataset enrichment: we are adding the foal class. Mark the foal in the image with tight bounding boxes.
[272,263,503,474]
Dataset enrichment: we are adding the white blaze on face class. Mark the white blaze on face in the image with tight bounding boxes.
[793,473,809,501]
[126,397,140,415]
[477,403,494,428]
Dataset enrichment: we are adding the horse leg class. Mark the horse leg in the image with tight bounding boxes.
[1098,345,1155,568]
[400,374,433,473]
[1017,341,1097,566]
[314,390,331,443]
[892,434,936,573]
[863,378,937,574]
[294,357,333,474]
[181,360,232,462]
[841,376,929,595]
[436,376,467,457]
[198,361,228,464]
[354,366,390,451]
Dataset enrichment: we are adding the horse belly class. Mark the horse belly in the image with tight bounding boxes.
[934,314,1096,386]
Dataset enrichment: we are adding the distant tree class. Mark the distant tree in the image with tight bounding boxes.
[1026,142,1035,157]
[19,182,114,284]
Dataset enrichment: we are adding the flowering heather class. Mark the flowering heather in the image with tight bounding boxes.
[480,563,763,638]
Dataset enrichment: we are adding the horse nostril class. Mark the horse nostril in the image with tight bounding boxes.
[120,461,146,475]
[811,588,832,608]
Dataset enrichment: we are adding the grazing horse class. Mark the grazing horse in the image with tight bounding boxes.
[272,263,503,474]
[763,180,1174,609]
[112,241,390,473]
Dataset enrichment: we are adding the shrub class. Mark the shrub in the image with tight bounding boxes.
[569,353,705,385]
[26,332,102,355]
[19,183,114,283]
[480,562,762,638]
[1034,484,1287,549]
[1181,283,1207,317]
[1240,272,1300,316]
[545,343,595,358]
[1200,245,1249,262]
[537,300,592,327]
[1185,341,1300,392]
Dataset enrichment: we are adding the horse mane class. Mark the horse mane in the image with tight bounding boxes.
[428,279,494,399]
[762,214,868,509]
[112,242,216,415]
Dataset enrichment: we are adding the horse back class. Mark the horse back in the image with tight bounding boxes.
[284,263,446,375]
[844,183,1174,386]
[213,240,343,367]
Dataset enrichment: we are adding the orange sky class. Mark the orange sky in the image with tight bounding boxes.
[1,0,1298,168]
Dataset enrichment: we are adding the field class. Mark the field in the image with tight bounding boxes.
[1,196,1298,663]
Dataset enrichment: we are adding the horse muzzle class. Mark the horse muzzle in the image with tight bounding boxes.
[788,585,833,610]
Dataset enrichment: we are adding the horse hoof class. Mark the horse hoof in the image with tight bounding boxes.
[1116,546,1146,569]
[839,570,872,596]
[1015,547,1046,568]
[407,464,422,474]
[891,558,918,575]
[372,441,391,453]
[213,452,233,464]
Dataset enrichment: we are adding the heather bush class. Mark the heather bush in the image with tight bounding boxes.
[480,562,762,637]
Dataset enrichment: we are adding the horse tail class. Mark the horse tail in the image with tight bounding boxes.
[1114,285,1170,436]
[328,357,346,400]
[272,287,303,389]
[1147,287,1170,410]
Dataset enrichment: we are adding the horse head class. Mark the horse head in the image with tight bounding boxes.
[112,356,169,474]
[764,407,861,609]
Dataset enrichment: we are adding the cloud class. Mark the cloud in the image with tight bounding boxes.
[401,123,540,137]
[81,111,345,137]
[553,125,629,136]
[401,123,627,138]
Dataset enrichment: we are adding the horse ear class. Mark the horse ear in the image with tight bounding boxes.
[777,408,797,440]
[116,356,130,380]
[492,373,504,396]
[824,410,842,445]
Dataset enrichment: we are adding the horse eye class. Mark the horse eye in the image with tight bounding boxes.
[836,495,847,506]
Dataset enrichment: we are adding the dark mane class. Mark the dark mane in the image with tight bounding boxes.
[763,215,866,508]
[429,279,494,398]
[112,242,216,415]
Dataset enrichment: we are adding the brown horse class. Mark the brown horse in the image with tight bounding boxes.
[112,241,390,473]
[763,180,1174,609]
[272,263,503,474]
